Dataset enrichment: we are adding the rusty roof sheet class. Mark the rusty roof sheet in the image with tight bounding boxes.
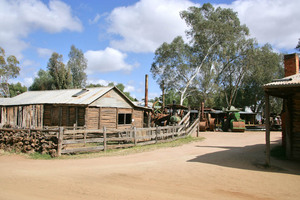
[0,87,113,106]
[263,73,300,88]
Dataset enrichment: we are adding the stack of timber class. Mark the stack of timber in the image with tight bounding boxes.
[0,128,59,157]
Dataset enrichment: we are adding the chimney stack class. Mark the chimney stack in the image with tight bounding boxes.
[145,74,148,107]
[284,53,299,77]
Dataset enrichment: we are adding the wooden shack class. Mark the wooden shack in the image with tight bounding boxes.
[264,53,300,162]
[0,87,151,129]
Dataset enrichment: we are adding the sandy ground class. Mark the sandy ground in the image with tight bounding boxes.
[0,131,300,200]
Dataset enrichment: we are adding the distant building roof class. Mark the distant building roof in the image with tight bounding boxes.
[0,87,114,106]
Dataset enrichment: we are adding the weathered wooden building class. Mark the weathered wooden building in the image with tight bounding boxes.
[0,87,151,129]
[264,53,300,162]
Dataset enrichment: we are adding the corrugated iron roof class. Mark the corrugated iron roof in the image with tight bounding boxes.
[0,87,113,106]
[263,73,300,88]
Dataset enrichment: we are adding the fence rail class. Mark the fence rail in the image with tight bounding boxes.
[0,115,200,157]
[57,123,195,156]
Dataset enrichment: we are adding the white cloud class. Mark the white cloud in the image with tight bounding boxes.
[226,0,300,50]
[84,47,135,73]
[89,13,101,24]
[86,79,112,86]
[37,48,54,58]
[22,59,39,67]
[107,0,197,53]
[0,0,83,59]
[124,85,135,93]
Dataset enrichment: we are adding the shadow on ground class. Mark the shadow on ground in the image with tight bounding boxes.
[188,140,300,175]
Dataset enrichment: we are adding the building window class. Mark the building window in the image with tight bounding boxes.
[118,113,132,125]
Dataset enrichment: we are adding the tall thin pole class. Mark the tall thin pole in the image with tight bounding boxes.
[265,93,270,167]
[145,74,148,107]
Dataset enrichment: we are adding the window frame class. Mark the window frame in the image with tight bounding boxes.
[118,113,132,125]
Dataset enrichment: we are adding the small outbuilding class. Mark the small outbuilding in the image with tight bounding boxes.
[264,53,300,163]
[0,87,151,129]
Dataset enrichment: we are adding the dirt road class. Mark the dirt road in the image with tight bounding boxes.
[1,131,300,200]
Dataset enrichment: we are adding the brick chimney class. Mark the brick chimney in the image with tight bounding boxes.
[284,53,299,77]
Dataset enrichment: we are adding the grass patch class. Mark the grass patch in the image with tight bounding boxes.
[0,149,53,160]
[29,152,53,160]
[58,136,205,160]
[271,145,286,160]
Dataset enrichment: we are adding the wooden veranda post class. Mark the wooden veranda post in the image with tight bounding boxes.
[265,93,271,167]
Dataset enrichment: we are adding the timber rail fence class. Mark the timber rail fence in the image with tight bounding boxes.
[57,123,199,156]
[0,114,200,157]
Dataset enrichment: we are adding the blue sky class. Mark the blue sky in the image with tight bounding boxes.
[0,0,299,101]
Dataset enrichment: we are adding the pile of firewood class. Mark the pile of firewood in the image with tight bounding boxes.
[0,130,58,157]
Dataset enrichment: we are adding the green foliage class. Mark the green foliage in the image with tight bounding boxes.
[29,152,53,160]
[0,47,21,97]
[8,82,27,97]
[151,3,282,112]
[163,89,188,106]
[30,46,88,91]
[67,45,87,88]
[47,52,73,89]
[86,83,104,88]
[235,44,283,112]
[29,69,54,91]
[151,3,250,105]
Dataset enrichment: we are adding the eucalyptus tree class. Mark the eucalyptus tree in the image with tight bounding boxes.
[215,38,256,109]
[0,47,20,97]
[29,69,54,91]
[236,44,283,112]
[151,3,249,105]
[47,52,72,89]
[9,82,27,97]
[67,45,87,88]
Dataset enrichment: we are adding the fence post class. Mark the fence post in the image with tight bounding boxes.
[73,123,76,140]
[134,127,137,146]
[197,123,199,137]
[103,126,107,152]
[84,131,87,147]
[172,124,175,139]
[155,126,159,143]
[57,127,64,157]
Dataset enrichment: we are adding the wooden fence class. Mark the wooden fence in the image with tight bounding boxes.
[57,115,200,156]
[0,110,200,157]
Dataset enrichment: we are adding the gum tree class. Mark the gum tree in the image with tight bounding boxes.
[0,47,20,97]
[67,45,87,88]
[151,3,249,105]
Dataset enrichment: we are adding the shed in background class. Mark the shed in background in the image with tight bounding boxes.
[0,87,151,129]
